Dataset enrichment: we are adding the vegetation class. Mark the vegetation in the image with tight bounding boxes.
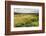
[14,14,39,27]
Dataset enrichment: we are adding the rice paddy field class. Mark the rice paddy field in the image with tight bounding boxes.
[14,13,39,27]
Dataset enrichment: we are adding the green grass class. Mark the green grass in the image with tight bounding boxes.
[14,14,39,27]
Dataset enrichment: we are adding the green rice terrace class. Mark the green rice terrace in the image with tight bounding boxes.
[14,14,39,27]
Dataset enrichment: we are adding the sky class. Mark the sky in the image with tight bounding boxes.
[14,8,39,13]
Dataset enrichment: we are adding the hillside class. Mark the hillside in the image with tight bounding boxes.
[14,14,39,27]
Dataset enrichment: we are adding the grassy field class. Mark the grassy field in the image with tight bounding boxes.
[14,13,39,27]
